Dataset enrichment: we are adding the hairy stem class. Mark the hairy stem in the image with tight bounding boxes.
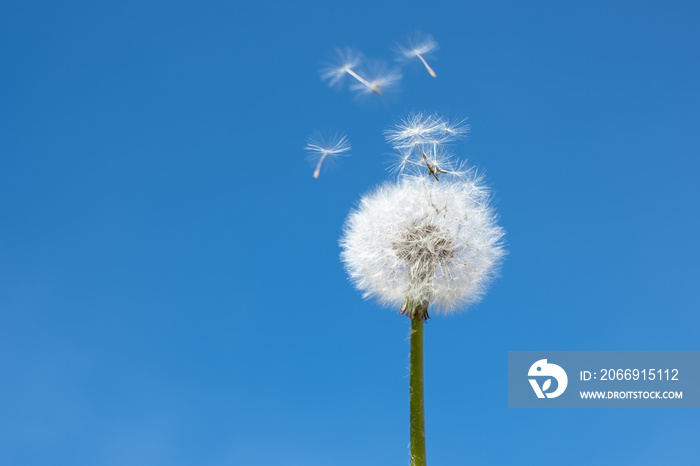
[409,302,428,466]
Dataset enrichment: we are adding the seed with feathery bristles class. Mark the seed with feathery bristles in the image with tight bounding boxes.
[386,113,468,149]
[305,132,351,179]
[321,48,402,97]
[396,32,439,78]
[385,113,469,179]
[350,59,402,96]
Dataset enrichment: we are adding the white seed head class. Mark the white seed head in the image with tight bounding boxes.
[340,176,505,314]
[305,132,351,178]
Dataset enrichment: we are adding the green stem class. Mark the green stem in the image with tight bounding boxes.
[409,303,427,466]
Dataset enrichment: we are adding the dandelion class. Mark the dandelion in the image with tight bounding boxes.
[341,175,504,315]
[341,176,504,464]
[321,48,401,96]
[396,32,439,78]
[305,132,351,179]
[340,175,505,466]
[385,113,469,179]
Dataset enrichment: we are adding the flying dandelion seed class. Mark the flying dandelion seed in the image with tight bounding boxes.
[385,113,469,179]
[321,48,401,96]
[349,59,402,97]
[396,32,439,78]
[305,132,351,179]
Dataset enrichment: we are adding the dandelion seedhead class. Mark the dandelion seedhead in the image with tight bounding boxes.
[396,32,439,78]
[321,48,401,97]
[385,113,470,179]
[340,176,505,315]
[305,132,352,179]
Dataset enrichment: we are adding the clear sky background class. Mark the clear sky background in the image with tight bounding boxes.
[1,1,699,465]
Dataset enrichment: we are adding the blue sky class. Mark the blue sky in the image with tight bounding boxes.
[1,1,699,464]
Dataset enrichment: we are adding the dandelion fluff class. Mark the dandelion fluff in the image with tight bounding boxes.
[386,113,469,150]
[321,48,401,96]
[396,32,439,78]
[385,113,470,179]
[349,59,402,97]
[340,176,505,315]
[305,132,351,178]
[320,48,363,87]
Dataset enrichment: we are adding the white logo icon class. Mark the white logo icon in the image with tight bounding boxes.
[528,359,568,398]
